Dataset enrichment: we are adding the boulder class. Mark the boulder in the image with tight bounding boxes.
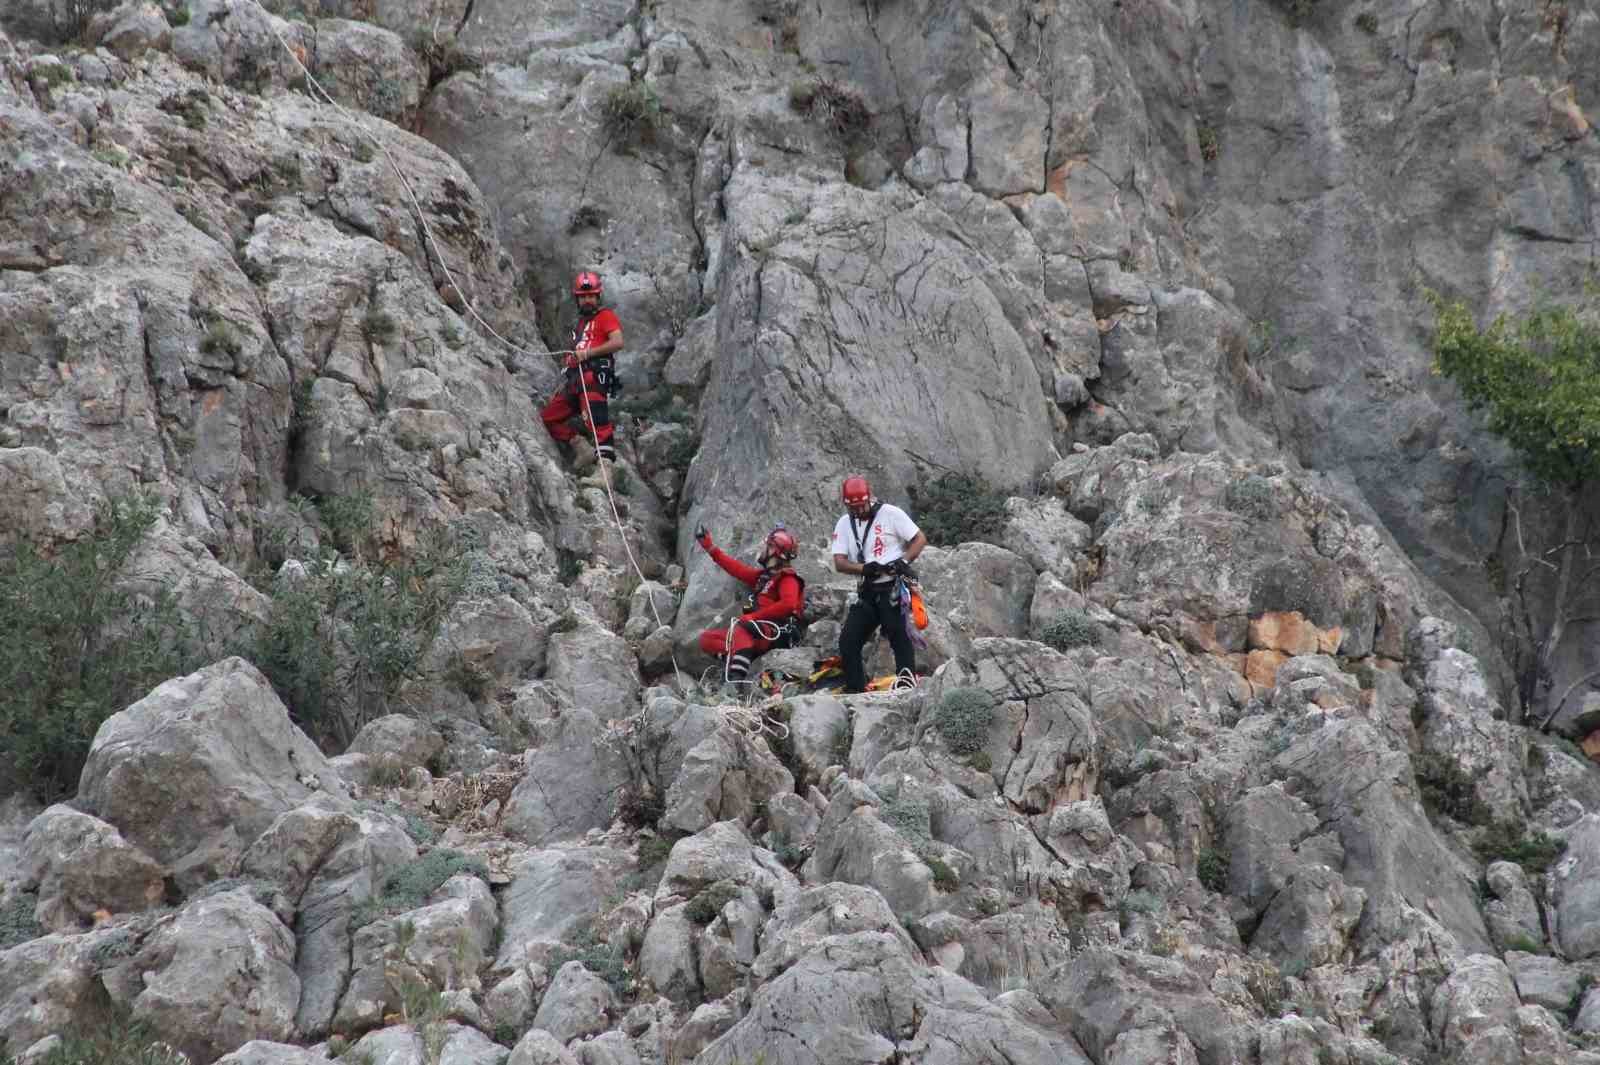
[494,846,630,970]
[661,725,793,836]
[544,606,641,717]
[1553,815,1600,960]
[335,874,498,1031]
[1505,951,1582,1013]
[215,1044,335,1065]
[0,930,129,1055]
[532,961,617,1045]
[698,927,1090,1065]
[126,887,300,1063]
[656,820,799,909]
[78,658,347,877]
[637,905,699,1003]
[236,797,418,1036]
[786,695,849,781]
[1429,954,1522,1065]
[508,1029,581,1065]
[998,494,1091,576]
[913,544,1037,668]
[309,18,427,127]
[347,714,448,768]
[19,805,165,931]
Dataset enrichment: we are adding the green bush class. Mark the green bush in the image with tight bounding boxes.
[1040,611,1097,651]
[200,319,242,357]
[362,308,397,345]
[878,792,932,845]
[1353,10,1378,33]
[1,892,42,949]
[0,495,198,800]
[1196,848,1228,893]
[925,855,959,891]
[352,848,488,927]
[934,687,996,756]
[1414,752,1492,826]
[685,880,740,925]
[548,917,630,998]
[246,523,466,749]
[1476,822,1566,877]
[909,471,1010,546]
[1224,474,1275,519]
[18,1015,189,1065]
[601,83,662,149]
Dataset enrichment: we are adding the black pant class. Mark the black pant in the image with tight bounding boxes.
[840,584,914,693]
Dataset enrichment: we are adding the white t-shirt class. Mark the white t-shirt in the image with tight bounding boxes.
[831,503,920,578]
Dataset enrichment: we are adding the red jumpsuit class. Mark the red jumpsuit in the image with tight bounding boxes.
[697,546,804,679]
[541,307,620,458]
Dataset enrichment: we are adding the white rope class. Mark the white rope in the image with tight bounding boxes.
[252,2,696,690]
[252,3,580,360]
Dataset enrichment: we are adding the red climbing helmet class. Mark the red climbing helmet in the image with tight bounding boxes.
[763,527,798,562]
[841,475,871,507]
[573,271,603,296]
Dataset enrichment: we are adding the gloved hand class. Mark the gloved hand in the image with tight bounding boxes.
[695,525,713,552]
[861,560,883,580]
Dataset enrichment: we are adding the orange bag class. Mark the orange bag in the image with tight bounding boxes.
[908,585,929,630]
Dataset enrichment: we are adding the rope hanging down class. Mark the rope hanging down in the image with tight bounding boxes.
[252,5,796,722]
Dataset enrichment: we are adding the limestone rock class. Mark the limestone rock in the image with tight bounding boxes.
[544,606,641,717]
[508,1028,580,1065]
[661,725,793,836]
[495,846,629,970]
[1553,815,1600,960]
[78,658,346,875]
[20,805,165,931]
[309,18,427,127]
[656,820,799,910]
[698,927,1090,1065]
[236,797,418,1038]
[786,694,849,781]
[501,709,629,846]
[533,961,618,1045]
[1429,954,1522,1065]
[348,714,448,768]
[215,1044,335,1065]
[0,930,130,1055]
[126,886,300,1063]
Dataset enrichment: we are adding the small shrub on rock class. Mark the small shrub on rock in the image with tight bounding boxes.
[549,917,631,998]
[601,83,662,149]
[909,471,1010,546]
[1196,848,1229,893]
[1224,474,1275,519]
[1414,752,1492,826]
[934,687,996,756]
[685,880,740,925]
[1040,610,1097,651]
[1475,822,1565,876]
[353,848,488,926]
[0,892,42,949]
[20,1014,188,1065]
[925,855,959,891]
[878,792,932,845]
[788,77,870,143]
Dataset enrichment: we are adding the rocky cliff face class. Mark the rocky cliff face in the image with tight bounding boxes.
[4,0,1600,1062]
